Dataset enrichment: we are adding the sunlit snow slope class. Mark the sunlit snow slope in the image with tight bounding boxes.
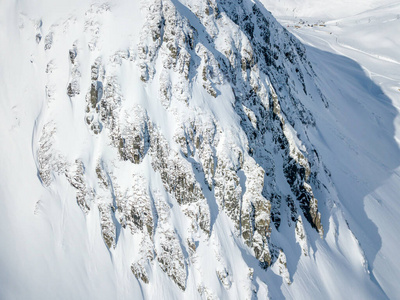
[1,0,399,299]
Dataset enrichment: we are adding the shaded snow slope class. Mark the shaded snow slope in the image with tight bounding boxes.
[266,1,400,298]
[1,0,399,299]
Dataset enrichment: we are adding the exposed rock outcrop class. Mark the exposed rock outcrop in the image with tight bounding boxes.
[34,0,332,292]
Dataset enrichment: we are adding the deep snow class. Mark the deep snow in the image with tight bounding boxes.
[1,0,399,299]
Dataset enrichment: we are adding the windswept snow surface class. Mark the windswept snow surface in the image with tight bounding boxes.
[1,0,400,299]
[262,0,400,298]
[259,0,398,20]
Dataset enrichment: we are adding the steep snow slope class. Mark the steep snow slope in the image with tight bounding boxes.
[0,0,399,299]
[263,1,400,298]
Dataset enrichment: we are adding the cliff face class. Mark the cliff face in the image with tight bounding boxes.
[4,0,390,298]
[32,0,327,293]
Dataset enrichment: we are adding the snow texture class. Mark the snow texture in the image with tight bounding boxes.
[1,0,399,299]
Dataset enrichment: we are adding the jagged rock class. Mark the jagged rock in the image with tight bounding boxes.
[69,49,77,64]
[214,154,242,230]
[121,175,154,236]
[152,190,187,290]
[275,250,291,285]
[187,238,197,256]
[197,44,222,97]
[36,122,66,186]
[295,216,309,256]
[149,124,210,234]
[98,203,116,249]
[241,160,272,265]
[67,81,80,97]
[131,262,149,284]
[118,108,150,164]
[174,117,218,190]
[84,58,104,134]
[95,163,108,188]
[216,268,232,289]
[286,195,298,224]
[66,45,81,97]
[65,160,94,213]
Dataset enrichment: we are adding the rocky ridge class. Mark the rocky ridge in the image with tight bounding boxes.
[32,0,333,296]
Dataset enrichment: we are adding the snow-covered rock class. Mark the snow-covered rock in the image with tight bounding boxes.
[1,0,399,298]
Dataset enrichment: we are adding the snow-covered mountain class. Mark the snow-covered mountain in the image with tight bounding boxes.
[1,0,399,299]
[259,0,398,20]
